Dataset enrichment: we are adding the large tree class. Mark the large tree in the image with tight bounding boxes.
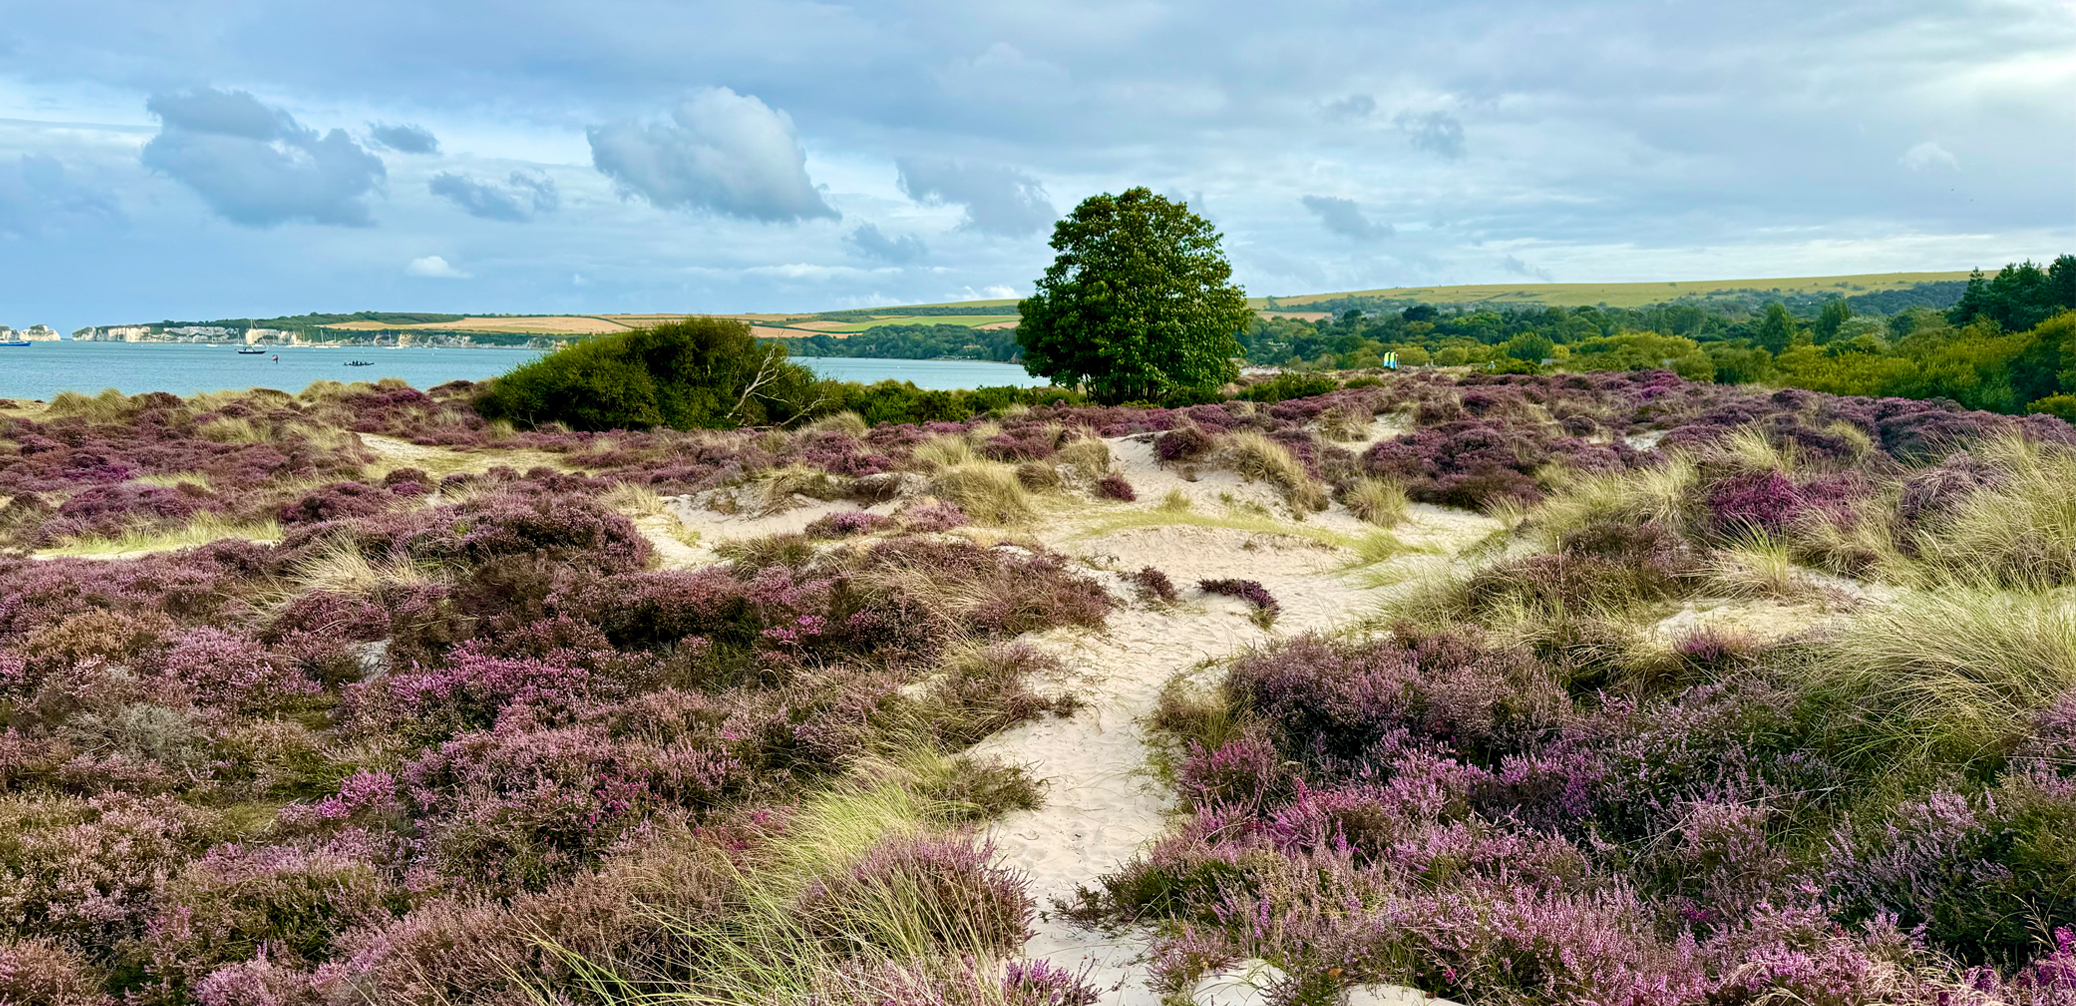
[1016,188,1251,404]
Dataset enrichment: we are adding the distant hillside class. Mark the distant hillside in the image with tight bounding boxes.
[1256,271,1974,314]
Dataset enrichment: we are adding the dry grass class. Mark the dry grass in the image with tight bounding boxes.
[1223,431,1329,513]
[914,435,978,469]
[1527,453,1700,545]
[39,513,282,557]
[1315,404,1370,442]
[1344,476,1409,527]
[44,388,134,423]
[928,462,1036,525]
[801,411,869,438]
[130,471,212,489]
[1054,439,1111,480]
[1705,536,1815,600]
[758,464,849,514]
[1159,488,1193,512]
[282,536,433,595]
[1815,587,2076,759]
[1908,434,2076,589]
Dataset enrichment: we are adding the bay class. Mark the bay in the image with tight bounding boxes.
[0,343,1047,400]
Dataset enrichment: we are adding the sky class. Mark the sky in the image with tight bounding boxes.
[1,0,2072,332]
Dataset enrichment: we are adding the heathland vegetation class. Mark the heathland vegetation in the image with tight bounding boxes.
[7,363,2076,1003]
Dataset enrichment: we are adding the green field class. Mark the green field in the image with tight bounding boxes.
[1251,271,1974,310]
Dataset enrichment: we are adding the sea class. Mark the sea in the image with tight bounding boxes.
[0,342,1048,401]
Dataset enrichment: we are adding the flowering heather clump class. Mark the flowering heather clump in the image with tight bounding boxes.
[796,832,1033,956]
[804,510,896,538]
[901,500,971,532]
[1128,566,1178,605]
[0,938,112,1006]
[1155,425,1215,462]
[1198,578,1280,626]
[1096,473,1136,501]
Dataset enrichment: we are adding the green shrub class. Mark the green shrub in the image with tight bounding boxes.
[475,317,819,431]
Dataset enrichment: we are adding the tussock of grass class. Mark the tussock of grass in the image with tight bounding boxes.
[40,513,282,556]
[928,462,1036,525]
[1054,438,1111,480]
[1223,431,1328,512]
[539,757,1035,1005]
[1344,476,1409,527]
[1528,454,1699,545]
[130,471,212,489]
[45,388,135,423]
[1158,488,1193,512]
[802,410,869,437]
[1816,587,2076,760]
[759,464,849,513]
[285,536,433,595]
[1705,536,1811,599]
[914,434,978,469]
[1910,434,2076,589]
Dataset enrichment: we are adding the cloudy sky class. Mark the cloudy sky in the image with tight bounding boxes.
[1,0,2072,331]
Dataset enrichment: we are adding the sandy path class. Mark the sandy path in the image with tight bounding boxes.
[964,434,1491,1004]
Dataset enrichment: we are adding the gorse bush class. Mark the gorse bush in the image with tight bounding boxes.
[476,317,821,431]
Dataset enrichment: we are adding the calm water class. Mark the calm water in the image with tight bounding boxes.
[0,343,1046,400]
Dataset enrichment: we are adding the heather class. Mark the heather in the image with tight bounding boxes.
[1074,405,2076,1004]
[10,368,2076,1003]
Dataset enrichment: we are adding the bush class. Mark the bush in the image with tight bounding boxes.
[475,317,820,431]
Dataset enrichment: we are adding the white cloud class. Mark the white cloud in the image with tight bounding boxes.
[895,158,1055,238]
[368,122,439,154]
[429,169,558,221]
[406,254,470,278]
[587,87,836,222]
[844,222,927,264]
[140,88,385,227]
[1301,195,1394,241]
[1900,140,1960,171]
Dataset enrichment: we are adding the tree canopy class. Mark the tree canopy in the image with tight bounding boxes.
[1016,187,1251,405]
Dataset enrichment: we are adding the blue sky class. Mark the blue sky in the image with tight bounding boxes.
[1,0,2072,332]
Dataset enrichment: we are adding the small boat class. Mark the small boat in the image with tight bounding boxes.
[237,348,267,355]
[344,360,375,367]
[0,341,30,348]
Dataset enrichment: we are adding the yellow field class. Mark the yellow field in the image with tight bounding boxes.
[1252,271,1973,310]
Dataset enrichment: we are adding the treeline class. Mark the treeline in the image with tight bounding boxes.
[1264,256,2076,418]
[762,323,1020,362]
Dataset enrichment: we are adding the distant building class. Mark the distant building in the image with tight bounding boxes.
[20,325,59,341]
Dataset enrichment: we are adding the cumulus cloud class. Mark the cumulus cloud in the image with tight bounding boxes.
[140,88,385,227]
[368,122,440,154]
[0,154,118,238]
[1900,140,1959,172]
[895,157,1054,238]
[1501,255,1554,281]
[587,87,836,222]
[1395,111,1466,160]
[429,169,559,221]
[1321,94,1377,121]
[405,255,469,278]
[844,222,927,264]
[1301,195,1393,241]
